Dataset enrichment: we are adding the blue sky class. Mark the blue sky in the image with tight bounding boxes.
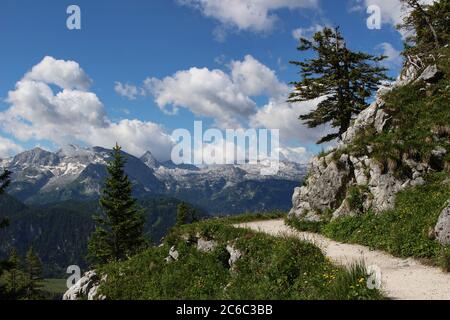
[0,0,407,162]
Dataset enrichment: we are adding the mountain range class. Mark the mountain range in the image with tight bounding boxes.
[0,145,307,215]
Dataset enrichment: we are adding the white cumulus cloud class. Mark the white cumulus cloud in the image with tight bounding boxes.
[377,42,403,68]
[114,82,141,100]
[0,57,173,160]
[250,96,331,145]
[177,0,318,34]
[145,67,256,128]
[231,55,289,97]
[144,54,290,128]
[292,24,324,40]
[0,136,24,158]
[25,56,92,91]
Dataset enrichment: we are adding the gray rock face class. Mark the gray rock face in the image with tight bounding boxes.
[63,271,106,300]
[416,64,443,83]
[374,109,390,133]
[341,101,378,145]
[165,246,180,262]
[435,203,450,245]
[289,59,447,222]
[289,79,419,221]
[289,154,352,220]
[332,199,354,220]
[367,160,404,212]
[197,238,217,253]
[226,244,242,268]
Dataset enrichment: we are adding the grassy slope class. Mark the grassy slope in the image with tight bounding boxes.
[288,47,450,267]
[341,46,450,171]
[323,173,449,261]
[41,279,67,299]
[97,215,383,300]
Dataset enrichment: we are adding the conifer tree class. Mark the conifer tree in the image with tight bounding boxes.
[399,0,440,49]
[0,169,11,229]
[176,202,189,227]
[0,169,11,195]
[24,247,42,300]
[88,144,146,265]
[289,27,390,144]
[0,169,11,298]
[398,0,449,57]
[5,248,24,299]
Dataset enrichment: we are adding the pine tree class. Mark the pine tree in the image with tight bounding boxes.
[0,169,11,229]
[4,248,24,299]
[0,169,11,195]
[24,247,43,300]
[0,169,11,298]
[288,27,390,144]
[88,144,146,265]
[176,202,189,227]
[399,0,441,49]
[398,0,449,57]
[190,208,200,224]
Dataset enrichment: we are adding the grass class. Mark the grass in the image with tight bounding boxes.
[97,219,383,300]
[213,211,287,224]
[41,279,67,299]
[286,216,326,233]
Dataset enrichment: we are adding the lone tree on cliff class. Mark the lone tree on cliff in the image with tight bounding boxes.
[398,0,449,57]
[289,27,390,144]
[88,144,146,265]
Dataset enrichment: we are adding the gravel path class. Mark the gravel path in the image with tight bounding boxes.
[235,219,450,300]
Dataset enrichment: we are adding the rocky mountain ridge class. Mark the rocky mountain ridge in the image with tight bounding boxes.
[1,144,307,214]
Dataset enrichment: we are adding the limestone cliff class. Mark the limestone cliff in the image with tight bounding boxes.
[289,56,449,243]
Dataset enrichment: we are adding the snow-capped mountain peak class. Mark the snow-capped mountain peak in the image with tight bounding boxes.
[3,144,307,214]
[140,151,160,169]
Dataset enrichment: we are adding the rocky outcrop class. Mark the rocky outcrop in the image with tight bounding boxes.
[415,64,443,83]
[226,244,242,268]
[165,246,180,262]
[290,154,352,221]
[63,271,106,300]
[289,61,440,221]
[169,235,242,268]
[197,238,217,253]
[435,203,450,245]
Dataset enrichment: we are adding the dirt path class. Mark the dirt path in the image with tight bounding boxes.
[235,219,450,300]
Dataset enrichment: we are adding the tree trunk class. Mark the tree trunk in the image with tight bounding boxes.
[410,0,440,48]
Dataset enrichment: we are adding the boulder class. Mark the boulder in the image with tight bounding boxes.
[430,147,447,171]
[63,271,106,300]
[197,238,217,253]
[168,246,180,261]
[435,203,450,245]
[416,65,443,83]
[226,244,242,268]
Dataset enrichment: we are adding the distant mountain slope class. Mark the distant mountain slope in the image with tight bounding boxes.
[1,145,307,215]
[0,196,208,277]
